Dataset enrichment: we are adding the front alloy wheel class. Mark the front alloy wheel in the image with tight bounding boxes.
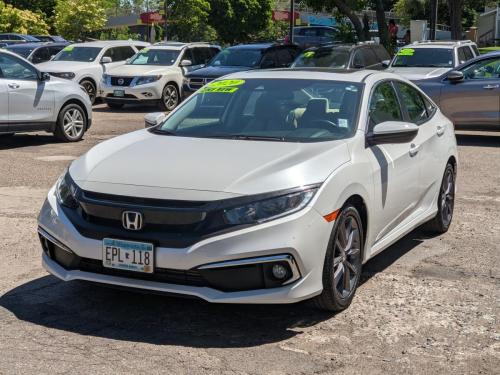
[160,84,179,111]
[80,80,96,105]
[313,205,363,312]
[54,104,86,142]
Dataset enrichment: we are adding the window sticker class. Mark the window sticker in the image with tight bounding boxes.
[199,86,239,94]
[338,119,348,128]
[63,46,74,52]
[303,51,315,58]
[397,48,415,57]
[207,79,245,88]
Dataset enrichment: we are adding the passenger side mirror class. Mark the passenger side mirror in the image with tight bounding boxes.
[367,121,418,145]
[38,71,51,81]
[144,112,167,128]
[447,70,464,83]
[180,59,192,67]
[381,60,390,68]
[101,56,112,64]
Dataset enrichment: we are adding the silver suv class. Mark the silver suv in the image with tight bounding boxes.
[388,40,480,80]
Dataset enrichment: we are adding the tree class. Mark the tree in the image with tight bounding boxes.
[208,0,273,44]
[0,1,49,34]
[4,0,56,18]
[54,0,107,40]
[165,0,217,42]
[447,0,463,39]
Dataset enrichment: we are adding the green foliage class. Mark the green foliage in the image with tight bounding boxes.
[0,1,49,34]
[335,18,357,43]
[3,0,56,17]
[167,0,217,42]
[99,26,141,40]
[54,0,107,40]
[208,0,273,44]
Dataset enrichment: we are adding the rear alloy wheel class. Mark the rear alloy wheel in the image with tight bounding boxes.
[80,79,96,105]
[54,104,86,142]
[160,83,179,111]
[313,205,363,312]
[423,163,456,234]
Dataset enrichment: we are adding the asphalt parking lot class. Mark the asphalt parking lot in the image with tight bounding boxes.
[0,104,498,375]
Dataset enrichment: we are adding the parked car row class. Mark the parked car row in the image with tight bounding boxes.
[0,33,67,47]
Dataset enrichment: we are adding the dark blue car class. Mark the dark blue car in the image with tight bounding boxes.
[414,52,500,129]
[183,43,300,98]
[4,42,69,64]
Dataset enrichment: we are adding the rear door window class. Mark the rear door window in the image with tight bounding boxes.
[457,47,468,64]
[362,48,380,67]
[276,48,294,67]
[32,47,51,63]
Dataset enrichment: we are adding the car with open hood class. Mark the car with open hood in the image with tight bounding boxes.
[38,69,457,311]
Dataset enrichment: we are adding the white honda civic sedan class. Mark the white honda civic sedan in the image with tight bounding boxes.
[38,70,458,311]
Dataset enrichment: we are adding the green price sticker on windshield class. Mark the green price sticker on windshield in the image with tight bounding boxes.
[199,87,239,94]
[140,48,150,53]
[63,46,74,52]
[303,51,315,58]
[398,48,415,56]
[207,79,245,88]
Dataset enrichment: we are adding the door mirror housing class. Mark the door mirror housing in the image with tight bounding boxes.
[381,59,390,68]
[367,121,419,145]
[180,59,192,67]
[144,112,167,128]
[38,71,51,81]
[447,70,464,83]
[101,56,112,64]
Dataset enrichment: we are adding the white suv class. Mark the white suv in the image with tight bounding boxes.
[0,50,92,142]
[388,40,480,80]
[100,42,220,110]
[37,40,150,104]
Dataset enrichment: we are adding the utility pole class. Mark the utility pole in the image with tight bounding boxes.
[430,0,438,40]
[289,0,294,43]
[163,0,168,41]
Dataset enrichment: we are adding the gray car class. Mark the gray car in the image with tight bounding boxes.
[414,52,500,129]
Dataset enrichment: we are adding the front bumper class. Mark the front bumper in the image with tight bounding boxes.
[38,188,332,304]
[100,82,164,103]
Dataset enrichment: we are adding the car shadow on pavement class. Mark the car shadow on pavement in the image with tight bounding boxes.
[93,104,160,114]
[0,134,62,150]
[0,231,430,348]
[456,132,500,147]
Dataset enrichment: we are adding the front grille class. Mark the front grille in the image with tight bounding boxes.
[188,77,214,90]
[110,76,134,86]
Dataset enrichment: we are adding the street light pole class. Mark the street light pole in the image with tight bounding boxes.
[289,0,294,43]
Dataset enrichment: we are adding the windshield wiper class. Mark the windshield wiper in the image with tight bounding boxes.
[150,128,176,136]
[203,134,286,141]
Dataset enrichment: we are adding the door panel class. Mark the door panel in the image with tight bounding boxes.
[0,80,8,132]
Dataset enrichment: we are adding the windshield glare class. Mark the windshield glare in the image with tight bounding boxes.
[128,49,180,65]
[210,49,262,67]
[157,79,362,142]
[392,48,454,67]
[294,49,350,68]
[53,47,101,62]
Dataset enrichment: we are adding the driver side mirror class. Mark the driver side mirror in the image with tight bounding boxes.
[381,60,390,68]
[101,56,112,64]
[144,112,167,128]
[367,121,418,145]
[447,70,464,83]
[180,59,192,67]
[38,71,51,81]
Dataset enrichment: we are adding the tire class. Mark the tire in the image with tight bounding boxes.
[106,102,124,109]
[79,79,96,105]
[423,163,456,234]
[53,103,87,142]
[159,83,179,111]
[313,204,364,312]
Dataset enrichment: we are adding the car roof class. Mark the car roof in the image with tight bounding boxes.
[227,43,277,51]
[220,68,377,82]
[69,40,150,48]
[150,42,220,50]
[405,40,476,49]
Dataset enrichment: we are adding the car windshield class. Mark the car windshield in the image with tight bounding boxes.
[52,47,101,62]
[128,48,180,65]
[293,49,350,68]
[6,47,34,58]
[392,48,454,67]
[155,78,362,142]
[210,49,262,67]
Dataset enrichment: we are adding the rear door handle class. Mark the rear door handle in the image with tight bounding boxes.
[409,143,420,157]
[483,84,499,90]
[436,125,445,136]
[8,83,20,89]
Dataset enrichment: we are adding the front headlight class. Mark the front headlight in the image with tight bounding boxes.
[55,170,78,208]
[134,75,161,86]
[51,72,76,80]
[223,188,317,225]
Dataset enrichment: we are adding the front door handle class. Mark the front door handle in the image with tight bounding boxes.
[483,84,499,90]
[409,143,420,157]
[436,125,445,136]
[8,83,20,89]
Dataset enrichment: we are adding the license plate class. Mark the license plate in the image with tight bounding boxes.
[113,90,125,97]
[102,238,154,273]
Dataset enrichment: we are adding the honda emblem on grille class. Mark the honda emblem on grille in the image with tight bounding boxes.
[122,211,143,231]
[117,78,124,85]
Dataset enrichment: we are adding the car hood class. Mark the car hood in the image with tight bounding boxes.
[106,64,176,76]
[69,129,350,201]
[387,67,452,80]
[37,61,93,72]
[186,66,254,79]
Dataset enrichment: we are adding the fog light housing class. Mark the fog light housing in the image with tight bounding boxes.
[272,264,288,280]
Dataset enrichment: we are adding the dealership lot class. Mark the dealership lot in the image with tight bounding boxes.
[0,105,498,374]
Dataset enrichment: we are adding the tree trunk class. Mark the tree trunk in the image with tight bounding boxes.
[374,0,389,47]
[448,0,464,40]
[333,0,366,41]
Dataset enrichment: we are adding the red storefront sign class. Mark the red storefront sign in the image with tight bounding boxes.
[140,12,164,24]
[272,10,300,22]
